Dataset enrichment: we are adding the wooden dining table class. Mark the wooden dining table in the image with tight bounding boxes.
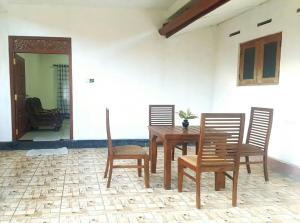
[148,125,226,190]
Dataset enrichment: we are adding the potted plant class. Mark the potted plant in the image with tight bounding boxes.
[178,109,198,128]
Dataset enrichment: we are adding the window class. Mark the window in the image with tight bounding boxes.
[238,32,282,86]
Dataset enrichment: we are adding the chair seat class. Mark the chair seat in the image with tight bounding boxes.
[240,144,264,156]
[113,145,147,156]
[180,155,234,167]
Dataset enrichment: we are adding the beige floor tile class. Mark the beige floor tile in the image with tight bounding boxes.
[0,147,299,223]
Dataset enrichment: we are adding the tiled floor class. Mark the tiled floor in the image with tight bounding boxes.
[19,120,70,141]
[0,147,300,223]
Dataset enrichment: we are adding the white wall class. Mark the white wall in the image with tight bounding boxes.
[212,0,300,166]
[0,0,298,168]
[18,53,68,109]
[0,4,216,141]
[18,53,41,103]
[166,0,189,17]
[38,54,68,109]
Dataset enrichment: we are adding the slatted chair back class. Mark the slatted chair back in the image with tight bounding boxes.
[197,113,245,169]
[149,105,175,126]
[106,108,113,156]
[246,107,273,152]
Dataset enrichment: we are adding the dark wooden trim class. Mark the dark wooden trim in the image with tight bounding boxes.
[10,36,71,54]
[8,36,73,141]
[268,157,300,179]
[0,139,149,150]
[159,0,230,38]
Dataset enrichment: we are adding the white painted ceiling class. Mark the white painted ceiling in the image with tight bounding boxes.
[1,0,178,9]
[178,0,270,34]
[0,0,270,32]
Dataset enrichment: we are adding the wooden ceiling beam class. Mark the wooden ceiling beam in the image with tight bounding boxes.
[159,0,230,38]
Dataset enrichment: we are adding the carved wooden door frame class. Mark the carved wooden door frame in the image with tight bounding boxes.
[9,36,73,141]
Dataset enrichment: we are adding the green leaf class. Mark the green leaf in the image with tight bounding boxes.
[187,115,197,119]
[179,110,186,119]
[178,109,198,120]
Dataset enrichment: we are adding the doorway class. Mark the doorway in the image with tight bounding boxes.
[17,53,70,141]
[9,36,73,141]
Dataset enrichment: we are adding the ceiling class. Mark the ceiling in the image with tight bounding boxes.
[1,0,270,33]
[177,0,269,34]
[1,0,178,9]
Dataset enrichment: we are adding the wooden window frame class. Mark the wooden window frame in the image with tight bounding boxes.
[238,32,282,86]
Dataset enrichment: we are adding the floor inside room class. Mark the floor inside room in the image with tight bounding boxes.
[19,119,70,141]
[0,147,300,223]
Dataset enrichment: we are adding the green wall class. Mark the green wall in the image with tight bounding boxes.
[18,53,69,109]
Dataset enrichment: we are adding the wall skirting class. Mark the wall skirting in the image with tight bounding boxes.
[0,139,149,150]
[268,157,300,180]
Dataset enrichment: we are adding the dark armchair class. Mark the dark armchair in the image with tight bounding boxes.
[26,97,62,130]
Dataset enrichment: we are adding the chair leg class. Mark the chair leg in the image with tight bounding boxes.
[232,170,239,207]
[144,156,150,188]
[104,156,109,178]
[137,159,142,177]
[106,159,114,188]
[263,155,269,181]
[178,159,184,192]
[196,171,201,209]
[195,142,199,155]
[245,156,251,174]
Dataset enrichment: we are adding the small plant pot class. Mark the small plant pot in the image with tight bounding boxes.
[182,119,189,128]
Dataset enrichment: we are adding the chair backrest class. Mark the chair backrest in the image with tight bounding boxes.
[197,113,245,168]
[106,108,113,156]
[31,97,43,113]
[149,105,175,126]
[246,107,273,151]
[26,98,35,117]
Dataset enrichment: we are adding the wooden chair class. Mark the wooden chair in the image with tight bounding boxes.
[178,113,245,208]
[149,105,187,160]
[104,108,150,188]
[240,107,273,181]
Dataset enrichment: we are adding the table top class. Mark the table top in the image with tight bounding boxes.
[148,125,200,140]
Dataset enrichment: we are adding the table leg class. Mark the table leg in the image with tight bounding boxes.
[148,133,151,160]
[150,135,157,173]
[182,143,187,155]
[163,141,172,190]
[215,172,225,191]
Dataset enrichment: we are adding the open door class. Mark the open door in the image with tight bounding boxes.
[9,36,73,141]
[12,54,28,139]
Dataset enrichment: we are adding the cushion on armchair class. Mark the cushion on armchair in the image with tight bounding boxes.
[26,97,62,130]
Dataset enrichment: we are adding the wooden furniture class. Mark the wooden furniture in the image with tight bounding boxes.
[104,109,150,188]
[240,107,273,181]
[26,97,62,130]
[178,113,245,208]
[149,105,187,161]
[149,125,200,189]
